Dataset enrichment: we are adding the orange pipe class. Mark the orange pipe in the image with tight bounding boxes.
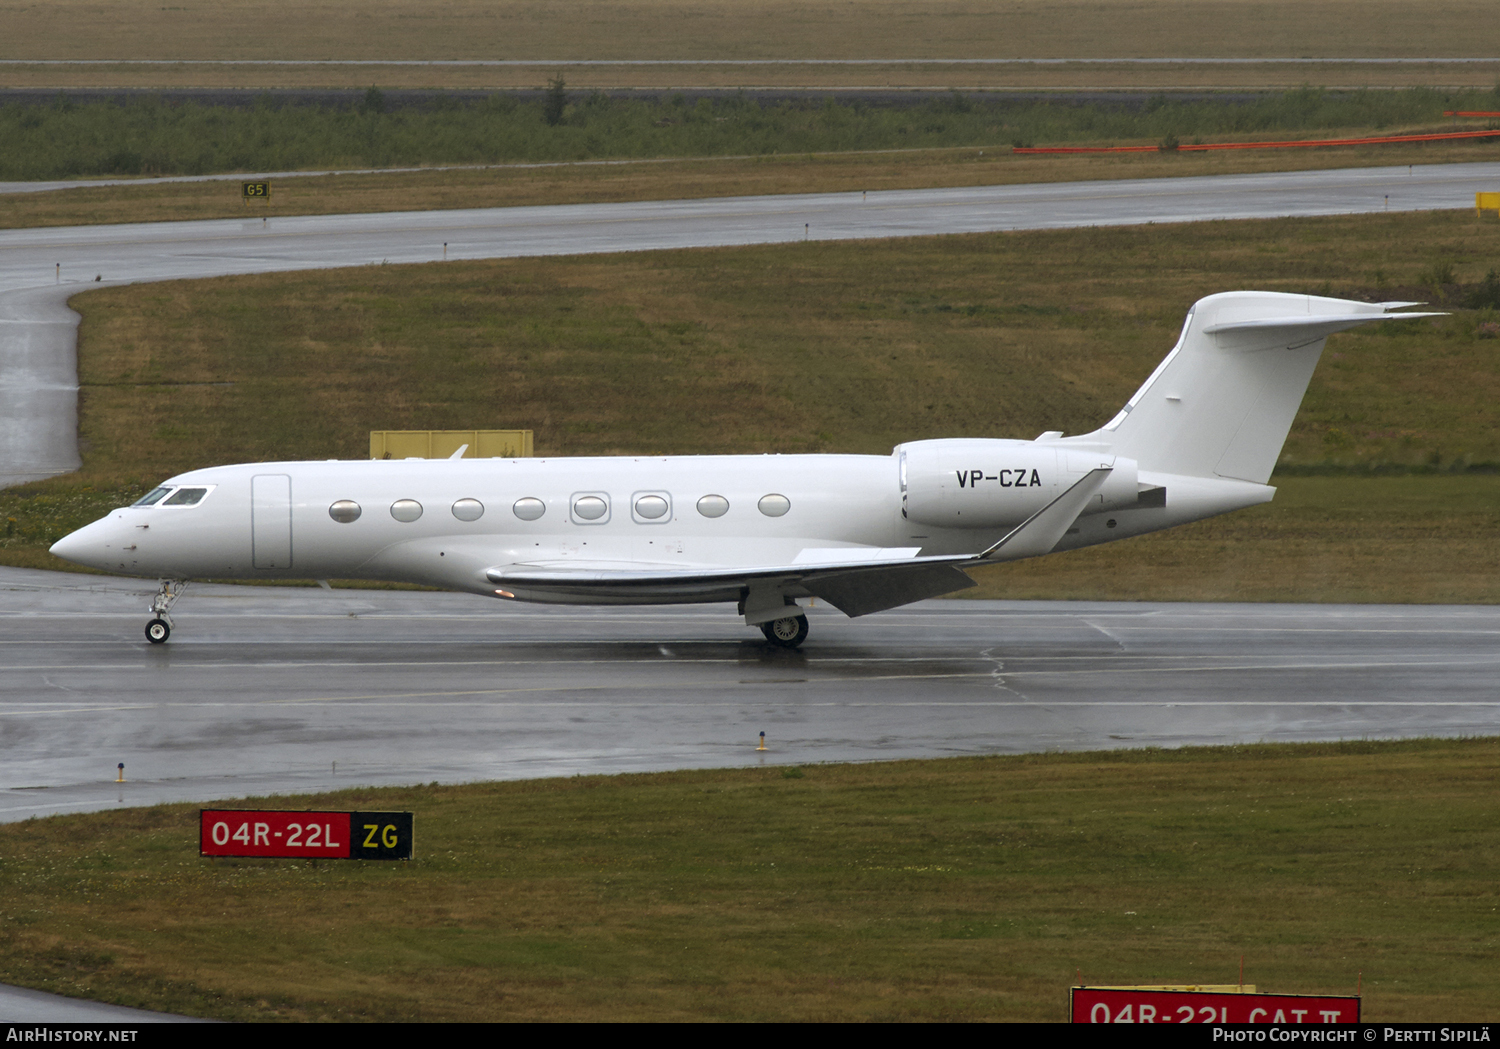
[1014,128,1500,154]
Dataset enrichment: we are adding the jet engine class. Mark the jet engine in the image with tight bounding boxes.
[896,438,1140,529]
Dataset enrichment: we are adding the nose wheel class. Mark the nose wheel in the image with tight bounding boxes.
[144,580,187,644]
[760,614,809,649]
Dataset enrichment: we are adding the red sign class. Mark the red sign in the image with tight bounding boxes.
[201,810,351,858]
[1071,988,1360,1024]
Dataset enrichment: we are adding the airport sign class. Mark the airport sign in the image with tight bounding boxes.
[1071,987,1360,1024]
[200,809,413,860]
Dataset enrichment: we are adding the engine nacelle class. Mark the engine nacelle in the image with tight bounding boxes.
[897,439,1140,529]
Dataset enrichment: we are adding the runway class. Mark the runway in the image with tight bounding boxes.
[0,161,1496,486]
[4,566,1497,824]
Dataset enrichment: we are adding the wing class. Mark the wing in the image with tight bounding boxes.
[487,551,979,617]
[486,468,1116,618]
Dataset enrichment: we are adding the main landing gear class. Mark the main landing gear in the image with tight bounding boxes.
[744,591,810,650]
[760,613,809,649]
[145,580,187,644]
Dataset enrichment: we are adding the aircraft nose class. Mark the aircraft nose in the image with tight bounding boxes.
[50,515,123,570]
[49,529,91,564]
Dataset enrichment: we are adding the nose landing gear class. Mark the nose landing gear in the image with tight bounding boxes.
[145,580,187,644]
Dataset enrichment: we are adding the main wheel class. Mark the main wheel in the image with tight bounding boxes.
[145,618,170,644]
[760,614,809,649]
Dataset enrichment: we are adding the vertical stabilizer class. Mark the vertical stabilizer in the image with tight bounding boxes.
[1064,292,1437,483]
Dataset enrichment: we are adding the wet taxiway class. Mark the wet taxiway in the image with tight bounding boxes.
[0,982,212,1023]
[4,566,1497,823]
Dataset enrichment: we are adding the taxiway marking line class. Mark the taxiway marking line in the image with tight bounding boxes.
[5,648,1499,672]
[4,700,1499,718]
[4,654,1499,678]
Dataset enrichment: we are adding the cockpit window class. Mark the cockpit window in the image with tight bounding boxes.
[162,487,209,506]
[133,487,172,506]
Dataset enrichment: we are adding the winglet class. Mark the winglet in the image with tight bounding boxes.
[978,466,1113,562]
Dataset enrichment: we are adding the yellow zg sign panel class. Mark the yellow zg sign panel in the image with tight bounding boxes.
[369,430,534,459]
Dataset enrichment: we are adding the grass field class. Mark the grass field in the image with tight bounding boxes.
[6,61,1496,93]
[4,1,1500,90]
[0,739,1495,1021]
[3,208,1497,603]
[3,85,1494,184]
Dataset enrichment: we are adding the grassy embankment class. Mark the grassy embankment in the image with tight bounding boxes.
[2,207,1497,602]
[0,739,1495,1021]
[4,0,1499,90]
[3,88,1497,184]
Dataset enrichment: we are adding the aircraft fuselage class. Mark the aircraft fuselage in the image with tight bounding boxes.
[50,442,1264,600]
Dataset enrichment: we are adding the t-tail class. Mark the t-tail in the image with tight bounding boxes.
[1061,291,1438,484]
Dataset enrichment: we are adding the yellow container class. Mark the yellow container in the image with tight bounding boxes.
[369,430,534,459]
[1476,192,1500,215]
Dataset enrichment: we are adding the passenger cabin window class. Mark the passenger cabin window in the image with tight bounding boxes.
[133,487,172,506]
[572,495,609,522]
[390,499,423,523]
[513,497,546,521]
[452,498,484,522]
[162,487,208,506]
[696,494,729,518]
[633,494,669,521]
[757,494,791,517]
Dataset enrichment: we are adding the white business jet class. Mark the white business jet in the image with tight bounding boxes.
[50,291,1434,648]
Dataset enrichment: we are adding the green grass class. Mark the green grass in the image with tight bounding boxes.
[7,0,1498,64]
[2,86,1497,180]
[1,740,1495,1020]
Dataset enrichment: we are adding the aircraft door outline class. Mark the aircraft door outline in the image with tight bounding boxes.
[251,474,293,569]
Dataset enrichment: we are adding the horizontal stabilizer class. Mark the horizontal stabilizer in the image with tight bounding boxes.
[1203,311,1443,346]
